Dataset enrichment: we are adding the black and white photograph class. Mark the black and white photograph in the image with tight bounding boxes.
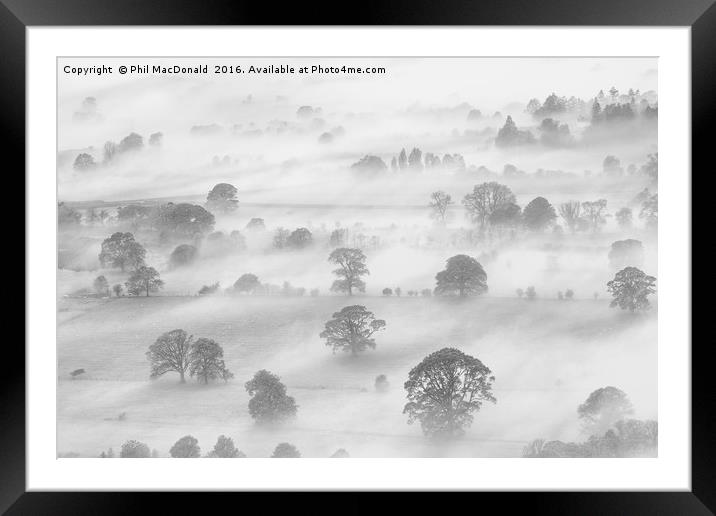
[56,57,659,459]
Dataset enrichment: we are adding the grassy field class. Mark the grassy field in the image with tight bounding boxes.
[57,294,657,458]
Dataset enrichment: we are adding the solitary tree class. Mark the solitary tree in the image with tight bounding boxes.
[578,386,634,435]
[328,248,369,296]
[112,284,123,297]
[234,273,261,294]
[271,442,301,458]
[403,348,496,439]
[606,267,656,312]
[188,338,233,384]
[319,305,386,355]
[93,275,109,296]
[146,329,193,383]
[206,183,239,213]
[462,182,517,229]
[523,197,557,231]
[125,266,163,297]
[169,435,200,458]
[382,288,393,296]
[207,435,245,458]
[330,448,350,458]
[559,201,581,233]
[434,255,488,297]
[99,232,146,272]
[120,440,150,458]
[245,370,298,424]
[429,191,453,224]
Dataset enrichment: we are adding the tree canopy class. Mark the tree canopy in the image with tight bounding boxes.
[271,442,301,458]
[188,338,233,384]
[146,329,194,383]
[606,267,656,312]
[522,197,557,231]
[403,348,496,439]
[125,266,163,297]
[169,435,201,458]
[120,440,150,458]
[206,183,239,213]
[462,182,516,229]
[207,435,245,458]
[234,273,261,293]
[319,305,386,355]
[328,248,369,296]
[99,232,146,272]
[434,255,487,297]
[578,386,634,435]
[245,370,298,424]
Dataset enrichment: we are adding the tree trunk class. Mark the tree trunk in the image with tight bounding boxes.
[179,370,185,383]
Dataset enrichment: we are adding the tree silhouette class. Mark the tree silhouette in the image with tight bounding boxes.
[434,255,487,297]
[320,305,386,355]
[328,248,369,296]
[607,267,656,312]
[125,266,163,297]
[403,348,496,439]
[146,329,193,383]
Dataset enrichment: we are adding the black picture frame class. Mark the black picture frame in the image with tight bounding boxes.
[3,0,711,513]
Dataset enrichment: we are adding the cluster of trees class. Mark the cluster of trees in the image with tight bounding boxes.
[523,387,656,457]
[495,116,535,147]
[97,232,164,297]
[435,182,593,235]
[74,130,163,171]
[108,437,350,458]
[146,329,233,384]
[273,227,313,249]
[115,202,215,239]
[350,149,467,175]
[382,288,432,297]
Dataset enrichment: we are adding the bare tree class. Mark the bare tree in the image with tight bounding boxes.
[559,201,581,233]
[429,191,453,224]
[146,329,194,383]
[462,182,516,229]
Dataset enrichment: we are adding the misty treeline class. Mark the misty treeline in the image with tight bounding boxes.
[58,74,659,459]
[61,153,657,301]
[100,435,348,458]
[523,386,657,458]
